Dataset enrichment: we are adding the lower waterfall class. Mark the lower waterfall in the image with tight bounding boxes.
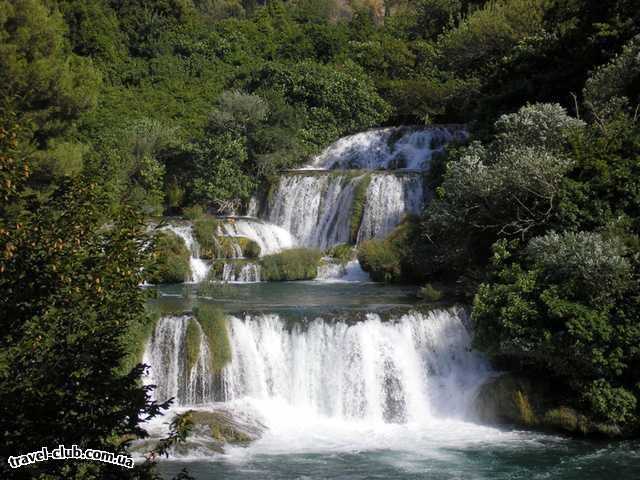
[144,309,490,423]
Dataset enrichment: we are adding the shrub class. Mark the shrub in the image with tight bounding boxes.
[583,380,637,425]
[260,248,322,281]
[146,230,191,284]
[183,204,205,220]
[328,243,355,266]
[418,283,443,302]
[526,231,631,303]
[194,305,231,372]
[236,237,261,259]
[357,238,402,283]
[193,216,220,258]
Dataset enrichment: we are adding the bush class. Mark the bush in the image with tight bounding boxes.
[328,243,355,266]
[193,216,220,258]
[418,283,443,302]
[194,305,231,372]
[260,248,322,281]
[183,204,205,220]
[583,380,637,425]
[357,238,402,283]
[146,231,191,284]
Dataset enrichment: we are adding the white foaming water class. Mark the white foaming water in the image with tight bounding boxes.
[222,309,489,423]
[264,174,362,249]
[306,127,467,171]
[220,262,261,283]
[316,259,346,280]
[139,309,542,462]
[163,224,210,283]
[220,218,296,256]
[358,174,425,242]
[316,260,371,282]
[263,173,425,248]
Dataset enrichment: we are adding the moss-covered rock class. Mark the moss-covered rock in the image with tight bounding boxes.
[473,373,628,437]
[194,305,231,372]
[146,230,191,284]
[260,248,322,281]
[188,409,260,444]
[185,318,202,373]
[350,174,371,243]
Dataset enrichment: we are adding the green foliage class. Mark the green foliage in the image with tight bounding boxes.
[438,0,546,75]
[185,318,202,373]
[358,218,428,283]
[194,305,231,372]
[0,0,101,143]
[583,379,637,425]
[473,232,640,428]
[147,230,191,284]
[418,283,443,302]
[236,237,261,258]
[422,103,582,277]
[193,216,220,258]
[191,133,256,213]
[328,243,355,265]
[357,238,403,282]
[183,204,206,220]
[260,248,322,281]
[120,309,161,376]
[584,35,640,120]
[0,132,167,478]
[350,174,372,243]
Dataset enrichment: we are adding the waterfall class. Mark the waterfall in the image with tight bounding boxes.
[306,126,467,171]
[264,174,362,249]
[144,309,488,421]
[218,262,261,283]
[220,218,296,256]
[163,224,210,283]
[262,173,425,248]
[357,174,425,242]
[221,309,488,422]
[143,316,214,405]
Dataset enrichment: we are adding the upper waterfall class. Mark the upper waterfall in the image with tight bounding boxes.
[305,126,467,171]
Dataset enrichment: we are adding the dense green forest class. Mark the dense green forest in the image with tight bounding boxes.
[1,0,639,478]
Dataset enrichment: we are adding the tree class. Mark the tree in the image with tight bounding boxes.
[190,133,256,213]
[0,0,101,145]
[0,128,171,479]
[422,103,583,276]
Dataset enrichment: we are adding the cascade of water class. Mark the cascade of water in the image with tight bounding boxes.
[220,309,489,423]
[163,224,210,283]
[306,127,467,171]
[221,218,296,256]
[143,316,214,405]
[220,262,261,283]
[263,173,425,248]
[357,174,425,242]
